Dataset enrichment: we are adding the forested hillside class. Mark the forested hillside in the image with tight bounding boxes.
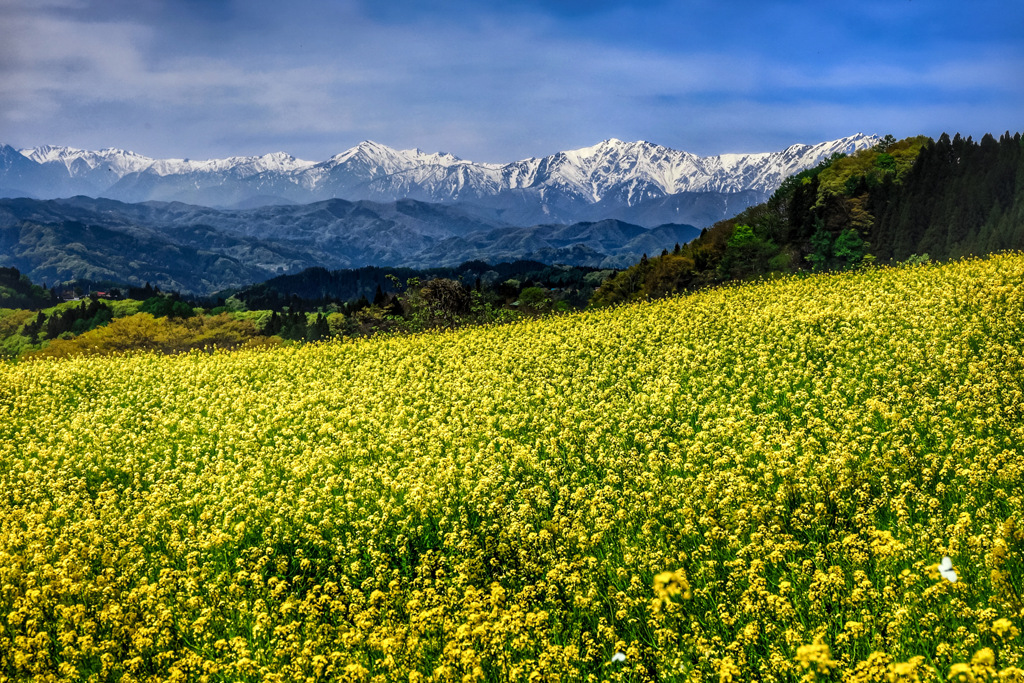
[592,132,1024,304]
[0,266,58,309]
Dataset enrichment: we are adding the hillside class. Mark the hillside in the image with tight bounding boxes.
[1,254,1022,680]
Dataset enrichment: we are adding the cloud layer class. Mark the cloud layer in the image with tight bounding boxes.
[2,0,1022,161]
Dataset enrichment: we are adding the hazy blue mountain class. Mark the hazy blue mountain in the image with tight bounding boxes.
[0,197,699,294]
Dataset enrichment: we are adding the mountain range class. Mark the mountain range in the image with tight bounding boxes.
[0,196,702,295]
[1,135,877,228]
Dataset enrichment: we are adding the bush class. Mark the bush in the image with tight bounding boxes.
[27,313,261,358]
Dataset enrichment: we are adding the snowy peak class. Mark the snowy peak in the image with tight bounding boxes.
[537,133,878,199]
[21,145,156,177]
[683,133,879,194]
[17,145,314,178]
[313,141,504,203]
[323,140,470,177]
[144,151,315,177]
[529,138,705,202]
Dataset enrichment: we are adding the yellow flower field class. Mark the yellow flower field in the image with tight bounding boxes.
[1,254,1023,682]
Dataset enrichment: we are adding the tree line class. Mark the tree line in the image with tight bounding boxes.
[0,262,616,359]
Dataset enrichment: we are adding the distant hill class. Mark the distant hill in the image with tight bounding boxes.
[0,196,699,295]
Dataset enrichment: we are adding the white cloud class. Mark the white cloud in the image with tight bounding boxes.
[770,55,1024,93]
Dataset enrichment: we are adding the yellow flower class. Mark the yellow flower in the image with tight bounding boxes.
[997,667,1024,682]
[653,569,692,600]
[992,618,1019,640]
[795,637,838,675]
[719,656,741,683]
[947,663,976,683]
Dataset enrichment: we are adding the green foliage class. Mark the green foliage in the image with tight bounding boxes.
[582,270,615,287]
[902,253,932,266]
[516,286,550,313]
[419,278,471,327]
[0,309,35,359]
[833,228,870,269]
[223,295,247,312]
[263,309,313,341]
[873,133,898,151]
[0,267,567,359]
[588,261,649,306]
[0,309,33,339]
[806,224,870,272]
[805,222,833,271]
[230,261,598,312]
[305,313,330,342]
[43,299,113,339]
[718,224,780,279]
[591,218,772,306]
[231,309,275,333]
[0,267,56,309]
[817,135,929,199]
[325,312,347,337]
[140,295,196,319]
[875,152,897,172]
[875,132,1024,260]
[107,299,142,318]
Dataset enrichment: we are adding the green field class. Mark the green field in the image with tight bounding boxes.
[1,255,1023,682]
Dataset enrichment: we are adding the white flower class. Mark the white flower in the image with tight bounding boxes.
[610,651,627,663]
[938,556,957,582]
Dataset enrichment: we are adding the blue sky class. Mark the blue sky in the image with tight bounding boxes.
[1,0,1022,161]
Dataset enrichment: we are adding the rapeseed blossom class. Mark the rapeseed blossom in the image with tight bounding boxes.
[0,254,1022,680]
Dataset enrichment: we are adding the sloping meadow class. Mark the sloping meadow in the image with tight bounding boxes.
[1,254,1022,682]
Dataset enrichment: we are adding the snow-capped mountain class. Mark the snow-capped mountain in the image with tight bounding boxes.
[20,145,315,177]
[21,145,156,177]
[1,134,877,227]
